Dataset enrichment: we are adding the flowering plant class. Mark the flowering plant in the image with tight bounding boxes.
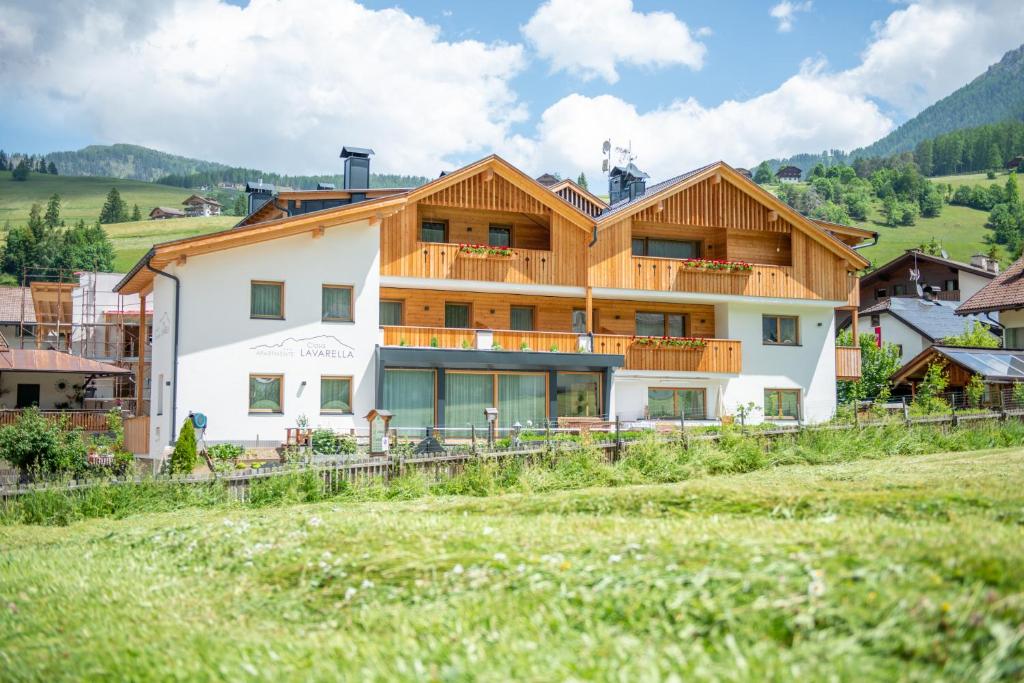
[631,336,708,349]
[678,257,753,272]
[458,243,516,257]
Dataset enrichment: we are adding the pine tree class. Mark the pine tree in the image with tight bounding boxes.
[11,159,30,181]
[576,172,588,190]
[130,204,142,222]
[232,194,247,216]
[43,194,61,229]
[47,161,58,176]
[170,417,198,475]
[0,150,8,172]
[1006,171,1021,207]
[753,161,773,184]
[98,187,128,224]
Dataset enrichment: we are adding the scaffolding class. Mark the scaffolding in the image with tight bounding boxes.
[9,267,151,413]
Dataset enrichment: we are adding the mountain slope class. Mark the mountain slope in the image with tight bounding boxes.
[854,43,1024,159]
[43,143,430,190]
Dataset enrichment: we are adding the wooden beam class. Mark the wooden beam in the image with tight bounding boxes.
[585,286,593,334]
[711,173,721,185]
[850,306,859,341]
[483,169,494,182]
[369,211,383,227]
[312,226,325,239]
[136,294,147,415]
[767,210,778,222]
[176,255,187,266]
[656,200,664,213]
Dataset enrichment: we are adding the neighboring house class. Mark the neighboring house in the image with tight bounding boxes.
[734,168,752,179]
[1006,156,1023,171]
[853,296,999,366]
[114,151,870,458]
[859,250,999,311]
[149,207,185,220]
[534,173,560,187]
[182,195,223,217]
[0,286,36,349]
[0,344,129,411]
[776,166,802,183]
[958,255,1024,349]
[549,178,608,217]
[891,345,1024,398]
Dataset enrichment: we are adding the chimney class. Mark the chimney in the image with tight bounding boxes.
[608,163,649,204]
[340,146,374,190]
[971,253,1001,275]
[244,179,275,214]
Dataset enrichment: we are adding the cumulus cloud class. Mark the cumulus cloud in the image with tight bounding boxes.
[770,1,812,33]
[521,0,706,83]
[0,0,526,175]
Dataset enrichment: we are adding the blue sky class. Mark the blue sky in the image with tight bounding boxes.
[1,0,1021,181]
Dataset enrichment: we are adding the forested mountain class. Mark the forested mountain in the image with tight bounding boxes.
[40,144,429,190]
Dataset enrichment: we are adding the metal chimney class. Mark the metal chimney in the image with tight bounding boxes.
[340,147,374,190]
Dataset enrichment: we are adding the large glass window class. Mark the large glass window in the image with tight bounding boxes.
[765,389,800,419]
[420,220,447,243]
[250,281,283,319]
[762,315,799,345]
[382,369,435,433]
[632,238,700,259]
[445,303,471,328]
[445,372,494,437]
[380,300,404,326]
[510,306,534,331]
[1005,327,1024,350]
[322,285,353,322]
[497,374,546,429]
[446,372,548,435]
[648,388,706,419]
[557,372,601,418]
[489,225,512,247]
[636,312,685,337]
[320,377,352,413]
[571,309,588,333]
[249,374,283,413]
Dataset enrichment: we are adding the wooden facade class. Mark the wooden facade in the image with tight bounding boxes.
[593,336,742,374]
[835,346,862,380]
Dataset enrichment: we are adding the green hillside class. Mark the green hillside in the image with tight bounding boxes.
[0,171,236,272]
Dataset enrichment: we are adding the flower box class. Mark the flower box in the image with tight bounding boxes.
[631,336,708,349]
[678,258,753,273]
[458,243,517,259]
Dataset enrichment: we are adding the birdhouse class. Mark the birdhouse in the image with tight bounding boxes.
[365,408,394,456]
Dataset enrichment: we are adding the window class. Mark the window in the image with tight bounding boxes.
[322,285,353,322]
[572,309,597,333]
[251,281,284,319]
[762,315,799,345]
[445,372,547,436]
[648,388,706,419]
[557,372,601,418]
[944,279,957,292]
[445,302,471,328]
[489,225,512,247]
[875,288,887,299]
[249,374,283,413]
[156,373,164,416]
[870,315,881,327]
[420,220,447,243]
[320,376,352,413]
[1005,327,1024,350]
[510,306,534,331]
[632,238,700,259]
[380,300,404,326]
[382,369,436,433]
[895,344,904,356]
[764,388,800,419]
[636,312,685,337]
[892,284,907,296]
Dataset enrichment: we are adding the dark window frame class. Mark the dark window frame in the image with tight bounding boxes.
[420,219,449,243]
[509,305,535,331]
[488,224,513,247]
[636,311,687,337]
[762,315,800,346]
[444,302,472,329]
[631,237,701,259]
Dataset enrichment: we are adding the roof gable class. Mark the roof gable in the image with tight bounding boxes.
[957,255,1024,314]
[862,250,996,286]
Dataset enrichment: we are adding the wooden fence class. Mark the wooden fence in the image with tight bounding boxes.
[123,416,149,455]
[0,410,111,432]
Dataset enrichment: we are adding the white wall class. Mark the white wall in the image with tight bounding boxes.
[611,373,725,421]
[0,372,91,410]
[146,220,380,455]
[856,312,928,366]
[959,271,992,303]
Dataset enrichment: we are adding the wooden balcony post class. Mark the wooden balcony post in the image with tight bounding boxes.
[850,306,859,342]
[136,294,147,415]
[585,286,593,333]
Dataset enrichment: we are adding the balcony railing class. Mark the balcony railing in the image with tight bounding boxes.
[415,242,572,286]
[0,410,116,432]
[381,326,586,352]
[593,335,742,373]
[836,346,862,380]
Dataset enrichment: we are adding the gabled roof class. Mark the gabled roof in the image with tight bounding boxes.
[610,163,649,179]
[957,255,1024,314]
[859,297,998,342]
[245,181,275,193]
[0,349,130,375]
[549,178,608,217]
[810,218,877,247]
[776,165,801,176]
[183,195,222,207]
[862,250,996,286]
[0,287,34,324]
[892,345,1024,385]
[150,206,184,216]
[595,161,869,269]
[535,173,560,187]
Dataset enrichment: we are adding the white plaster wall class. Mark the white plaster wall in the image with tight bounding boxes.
[0,372,91,410]
[999,309,1024,329]
[857,312,928,366]
[611,373,726,421]
[146,220,380,455]
[959,271,992,303]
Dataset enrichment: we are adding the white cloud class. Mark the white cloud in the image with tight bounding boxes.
[0,0,526,176]
[521,0,706,84]
[770,1,812,33]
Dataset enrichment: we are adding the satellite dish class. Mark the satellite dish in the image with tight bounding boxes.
[940,249,949,259]
[602,140,611,154]
[915,283,924,297]
[601,159,609,172]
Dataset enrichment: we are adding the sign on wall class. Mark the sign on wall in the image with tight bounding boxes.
[250,335,355,360]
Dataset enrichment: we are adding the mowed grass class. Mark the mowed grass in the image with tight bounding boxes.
[2,448,1022,681]
[0,171,238,271]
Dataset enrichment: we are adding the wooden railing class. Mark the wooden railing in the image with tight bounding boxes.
[381,325,475,349]
[592,335,742,373]
[0,410,113,432]
[491,330,582,352]
[836,346,862,380]
[416,242,565,286]
[382,326,585,352]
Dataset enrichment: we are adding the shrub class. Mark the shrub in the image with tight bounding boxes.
[207,443,244,462]
[311,429,357,455]
[105,409,125,450]
[169,418,198,475]
[965,375,985,408]
[1013,382,1024,407]
[0,408,88,477]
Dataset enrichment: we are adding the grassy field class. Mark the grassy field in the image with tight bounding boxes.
[0,171,238,271]
[2,446,1022,680]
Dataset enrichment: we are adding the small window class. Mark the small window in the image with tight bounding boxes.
[322,285,353,322]
[572,309,588,333]
[1005,327,1024,350]
[445,302,471,329]
[631,238,645,256]
[157,373,165,416]
[895,344,904,356]
[249,374,283,413]
[320,376,352,413]
[251,281,284,319]
[632,237,700,259]
[636,312,686,337]
[489,225,512,247]
[875,288,887,299]
[420,220,447,243]
[380,300,404,326]
[510,306,534,331]
[764,388,800,419]
[944,279,957,292]
[870,315,881,327]
[762,315,799,345]
[557,372,601,418]
[892,284,906,296]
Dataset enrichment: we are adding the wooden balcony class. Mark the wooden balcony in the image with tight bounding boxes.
[592,335,742,373]
[414,242,569,286]
[381,326,585,352]
[836,346,862,380]
[0,410,114,432]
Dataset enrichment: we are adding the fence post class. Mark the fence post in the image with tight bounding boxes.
[902,396,910,426]
[471,424,477,456]
[614,417,621,461]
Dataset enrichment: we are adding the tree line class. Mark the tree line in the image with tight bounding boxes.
[1,150,59,179]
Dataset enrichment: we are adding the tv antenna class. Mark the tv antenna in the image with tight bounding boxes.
[601,139,637,174]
